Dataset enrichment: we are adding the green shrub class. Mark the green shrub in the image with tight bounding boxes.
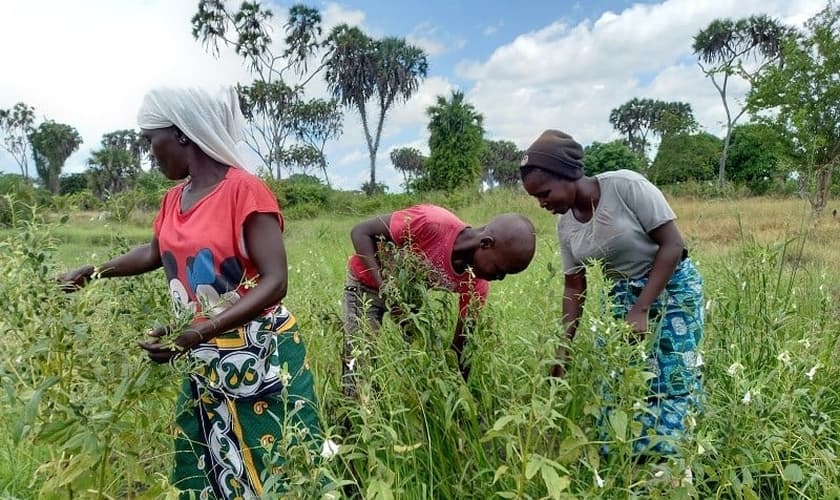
[0,174,50,227]
[650,133,722,184]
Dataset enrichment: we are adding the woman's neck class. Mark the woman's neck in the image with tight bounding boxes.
[187,159,229,190]
[573,176,600,221]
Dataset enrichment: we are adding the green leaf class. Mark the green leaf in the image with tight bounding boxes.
[525,455,542,480]
[609,410,628,442]
[492,465,508,485]
[743,487,759,500]
[491,415,515,432]
[24,375,60,426]
[393,442,422,453]
[541,464,570,499]
[782,463,804,483]
[367,479,394,500]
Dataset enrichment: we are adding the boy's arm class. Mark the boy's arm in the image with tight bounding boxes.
[350,213,394,289]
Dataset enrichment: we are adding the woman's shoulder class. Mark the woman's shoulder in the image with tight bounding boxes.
[223,168,275,194]
[226,167,263,184]
[596,169,647,184]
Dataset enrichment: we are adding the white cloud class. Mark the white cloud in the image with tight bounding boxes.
[387,76,454,137]
[406,22,447,56]
[321,2,366,30]
[2,0,827,193]
[0,0,369,177]
[457,0,825,149]
[0,0,259,174]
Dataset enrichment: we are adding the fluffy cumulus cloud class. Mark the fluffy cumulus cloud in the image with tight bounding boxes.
[457,0,826,148]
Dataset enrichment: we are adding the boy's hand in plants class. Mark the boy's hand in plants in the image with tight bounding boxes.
[57,265,95,292]
[138,326,203,363]
[550,345,569,378]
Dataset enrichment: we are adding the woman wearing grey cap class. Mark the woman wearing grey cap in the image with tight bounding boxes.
[519,129,704,458]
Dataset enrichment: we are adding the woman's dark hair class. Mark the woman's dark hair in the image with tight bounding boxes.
[519,165,576,182]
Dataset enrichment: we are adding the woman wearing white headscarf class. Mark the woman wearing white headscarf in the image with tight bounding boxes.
[60,86,325,498]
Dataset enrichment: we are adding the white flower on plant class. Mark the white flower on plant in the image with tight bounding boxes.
[742,391,752,405]
[806,364,821,381]
[321,438,340,459]
[777,351,792,367]
[798,338,812,349]
[594,470,605,488]
[727,362,744,377]
[683,468,694,486]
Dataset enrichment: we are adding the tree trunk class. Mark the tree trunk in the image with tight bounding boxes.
[719,125,732,188]
[49,167,60,195]
[370,102,389,192]
[320,158,331,188]
[358,105,375,194]
[810,164,834,217]
[369,152,376,189]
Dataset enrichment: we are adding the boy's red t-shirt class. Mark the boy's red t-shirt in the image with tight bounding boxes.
[348,204,489,317]
[153,167,283,317]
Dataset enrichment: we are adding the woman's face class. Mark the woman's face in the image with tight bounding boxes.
[522,169,577,215]
[141,127,188,180]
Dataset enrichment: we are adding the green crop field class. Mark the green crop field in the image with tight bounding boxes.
[1,191,839,499]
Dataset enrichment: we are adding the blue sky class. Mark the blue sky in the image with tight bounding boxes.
[0,0,826,191]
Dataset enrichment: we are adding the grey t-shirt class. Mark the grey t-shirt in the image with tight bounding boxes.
[557,169,676,280]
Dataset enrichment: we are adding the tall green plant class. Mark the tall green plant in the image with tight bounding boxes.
[419,91,484,192]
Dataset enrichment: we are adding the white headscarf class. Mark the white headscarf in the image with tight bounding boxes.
[137,86,248,169]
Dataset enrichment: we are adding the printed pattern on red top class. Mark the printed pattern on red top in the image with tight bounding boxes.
[348,204,488,317]
[153,167,283,318]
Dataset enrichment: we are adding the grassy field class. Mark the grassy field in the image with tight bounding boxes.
[1,191,839,499]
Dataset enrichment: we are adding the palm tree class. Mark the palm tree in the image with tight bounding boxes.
[693,15,791,187]
[324,25,428,192]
